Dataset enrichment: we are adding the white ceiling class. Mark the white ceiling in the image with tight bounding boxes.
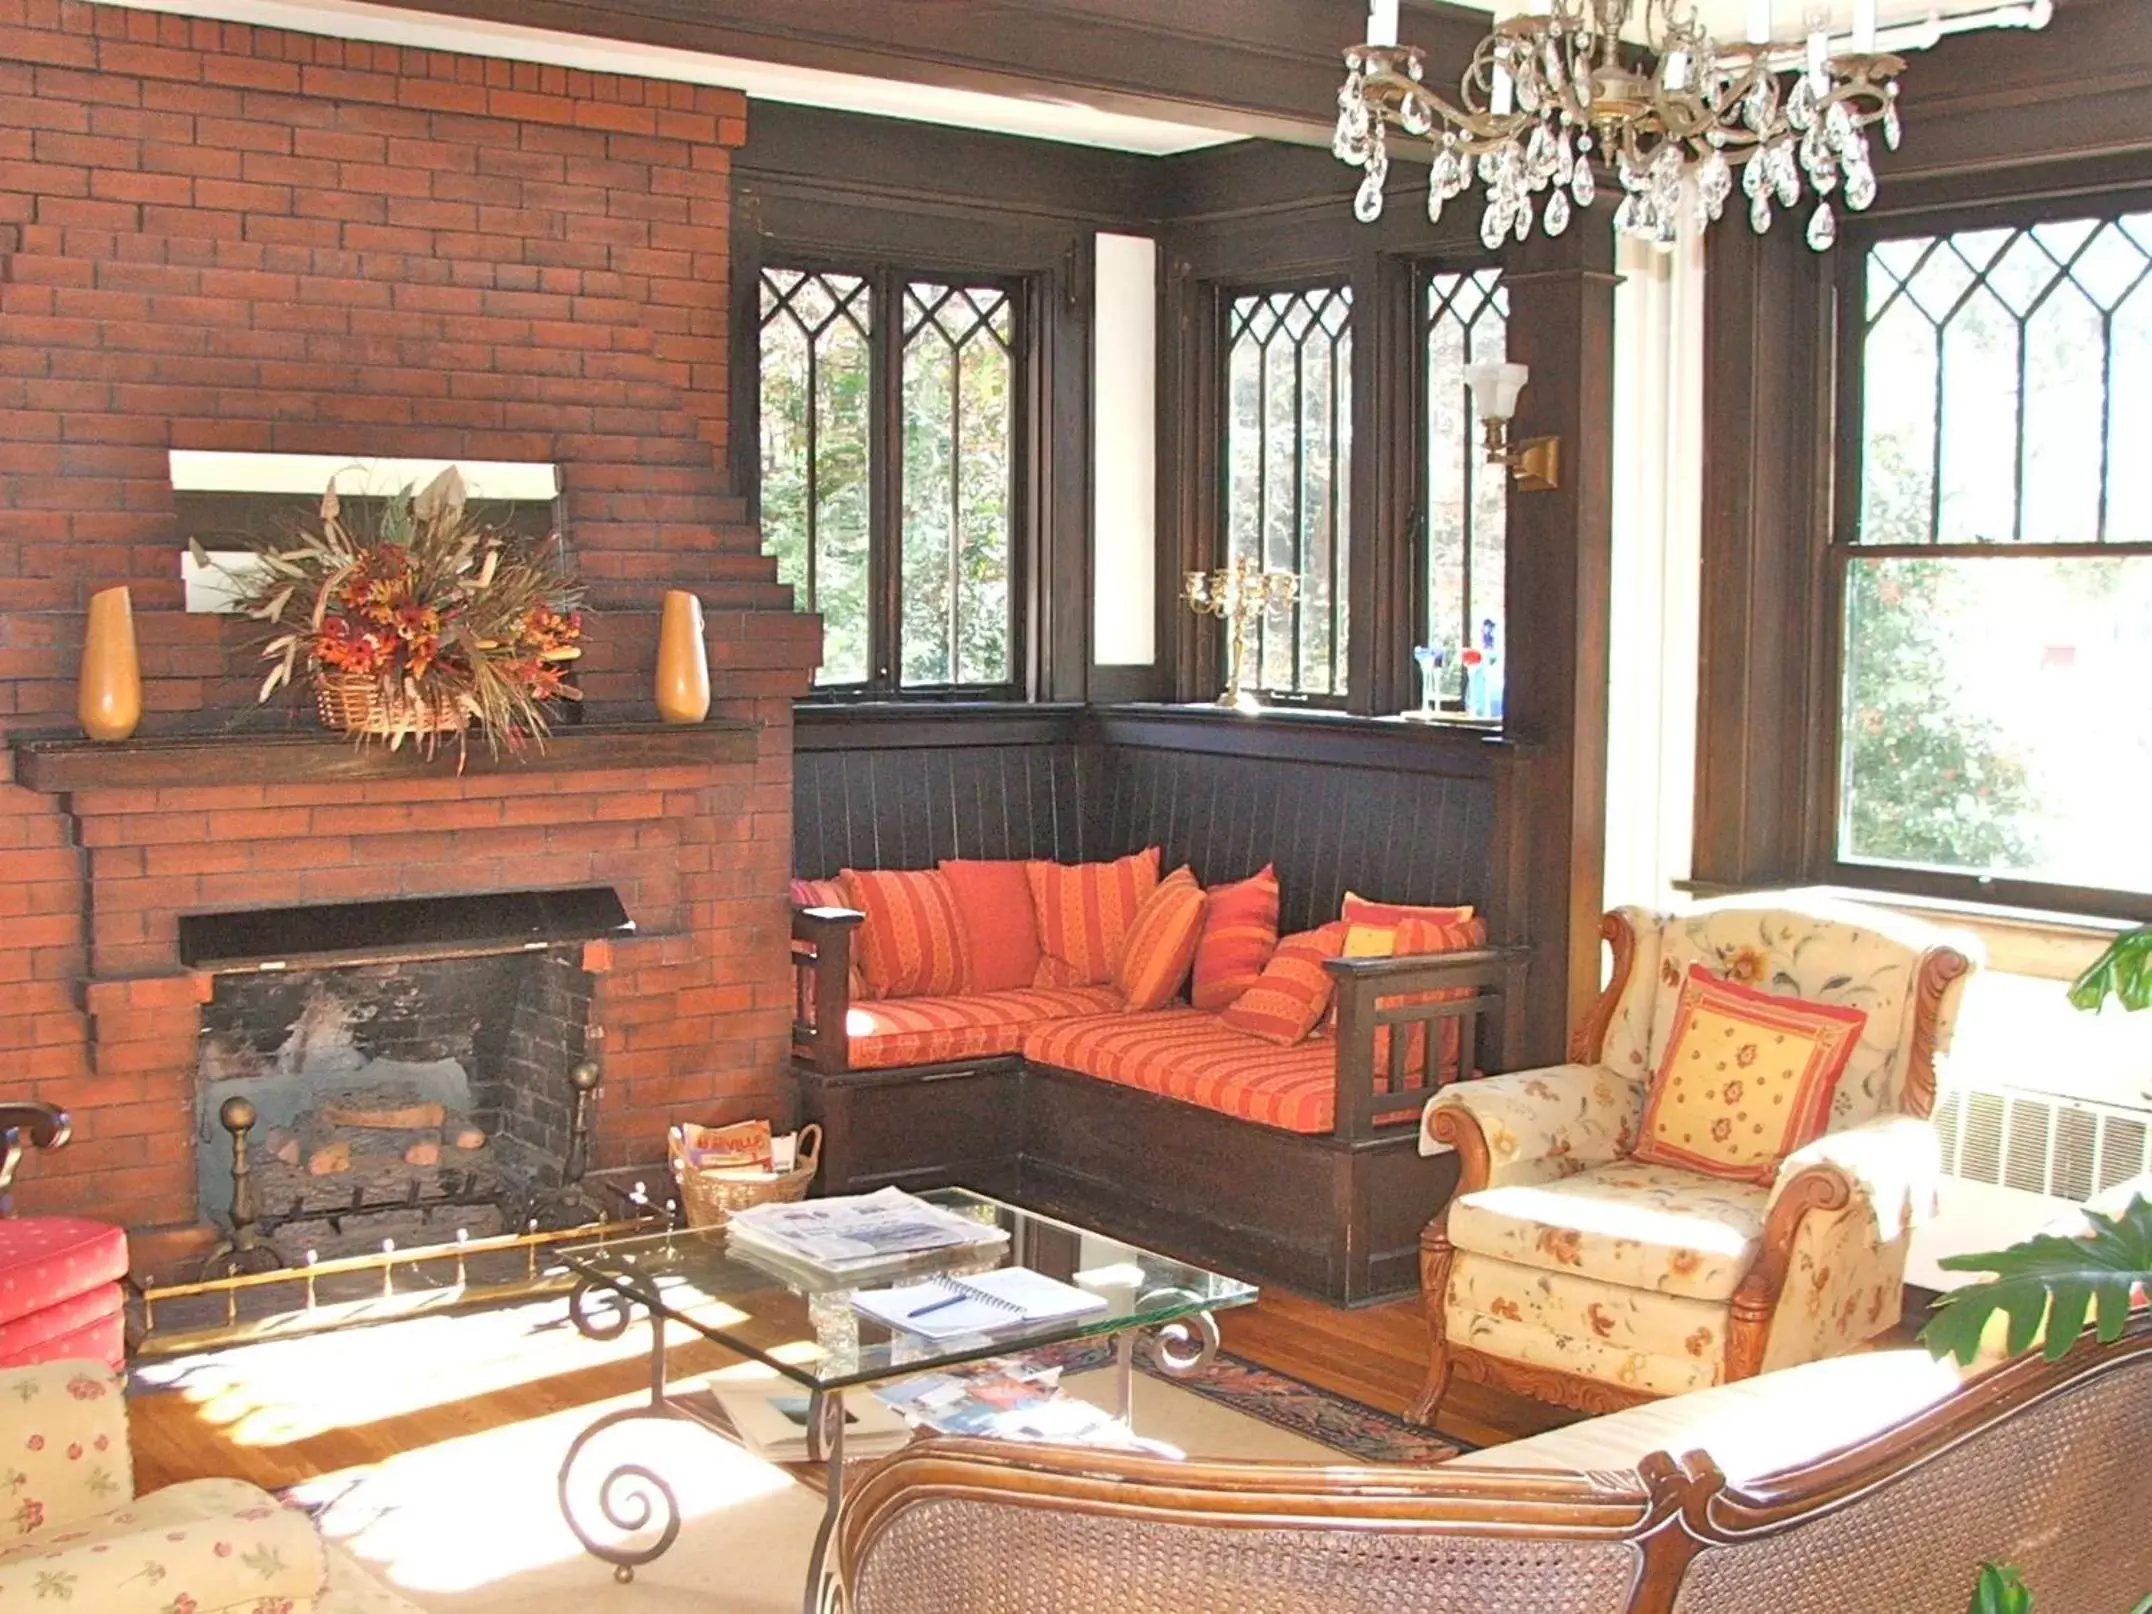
[1462,0,2052,51]
[89,0,1243,155]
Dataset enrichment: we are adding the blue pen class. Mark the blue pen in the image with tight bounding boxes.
[907,1290,966,1320]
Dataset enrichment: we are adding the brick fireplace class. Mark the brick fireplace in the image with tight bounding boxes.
[0,3,821,1238]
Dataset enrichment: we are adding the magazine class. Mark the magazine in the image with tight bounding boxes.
[873,1357,1180,1457]
[726,1186,1009,1273]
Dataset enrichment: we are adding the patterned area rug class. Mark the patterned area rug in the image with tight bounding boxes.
[1040,1338,1469,1465]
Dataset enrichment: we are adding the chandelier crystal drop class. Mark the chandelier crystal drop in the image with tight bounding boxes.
[1333,0,1904,250]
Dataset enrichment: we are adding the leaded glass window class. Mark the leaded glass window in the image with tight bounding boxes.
[760,269,872,685]
[901,284,1015,688]
[1836,208,2152,903]
[1424,269,1508,681]
[758,265,1023,695]
[1224,286,1353,699]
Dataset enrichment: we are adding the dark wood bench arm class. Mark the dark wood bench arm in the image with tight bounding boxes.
[792,905,864,1076]
[0,1100,70,1216]
[1324,947,1531,1142]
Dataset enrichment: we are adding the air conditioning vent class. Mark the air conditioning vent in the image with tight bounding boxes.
[1935,1087,2152,1202]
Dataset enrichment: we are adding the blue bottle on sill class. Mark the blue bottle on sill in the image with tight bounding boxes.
[1465,617,1503,721]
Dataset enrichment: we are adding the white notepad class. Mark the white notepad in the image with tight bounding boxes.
[852,1267,1111,1341]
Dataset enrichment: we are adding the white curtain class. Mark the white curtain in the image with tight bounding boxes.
[1602,225,1706,916]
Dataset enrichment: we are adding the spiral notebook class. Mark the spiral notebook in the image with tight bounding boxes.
[851,1267,1110,1341]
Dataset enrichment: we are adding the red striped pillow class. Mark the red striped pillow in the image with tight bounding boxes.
[1191,864,1280,1010]
[1221,923,1349,1046]
[1115,867,1207,1012]
[839,867,970,1000]
[1027,847,1160,988]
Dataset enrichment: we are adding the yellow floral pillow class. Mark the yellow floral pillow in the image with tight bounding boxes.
[1633,964,1868,1185]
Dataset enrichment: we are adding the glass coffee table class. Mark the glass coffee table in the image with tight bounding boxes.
[553,1188,1257,1612]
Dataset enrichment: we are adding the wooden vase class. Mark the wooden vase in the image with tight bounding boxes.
[654,589,711,724]
[77,585,142,742]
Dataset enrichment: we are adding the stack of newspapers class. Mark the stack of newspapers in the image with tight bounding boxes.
[726,1186,1009,1276]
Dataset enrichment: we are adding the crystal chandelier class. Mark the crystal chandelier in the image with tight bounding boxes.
[1333,0,1905,251]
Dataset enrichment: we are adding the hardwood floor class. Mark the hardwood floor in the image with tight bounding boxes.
[129,1285,1575,1494]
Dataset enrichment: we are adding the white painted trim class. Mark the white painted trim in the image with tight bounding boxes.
[168,450,560,501]
[88,0,1239,156]
[1092,233,1158,668]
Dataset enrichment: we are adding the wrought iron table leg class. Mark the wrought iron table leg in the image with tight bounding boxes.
[557,1279,685,1585]
[801,1388,847,1614]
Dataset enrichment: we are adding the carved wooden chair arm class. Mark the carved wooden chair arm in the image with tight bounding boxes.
[0,1100,70,1214]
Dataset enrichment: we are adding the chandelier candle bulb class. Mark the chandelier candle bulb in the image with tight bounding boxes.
[1853,0,1878,52]
[1367,0,1398,47]
[1492,62,1515,115]
[1748,0,1772,43]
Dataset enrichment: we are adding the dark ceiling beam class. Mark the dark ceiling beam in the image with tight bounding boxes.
[369,0,1491,147]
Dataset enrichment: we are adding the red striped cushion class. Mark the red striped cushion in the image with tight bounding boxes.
[839,867,970,1000]
[847,985,1123,1071]
[1115,867,1207,1012]
[1024,1008,1341,1133]
[1190,864,1280,1010]
[1338,891,1475,951]
[1220,923,1349,1047]
[1027,847,1160,988]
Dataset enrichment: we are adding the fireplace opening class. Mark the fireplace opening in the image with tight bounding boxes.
[189,889,627,1261]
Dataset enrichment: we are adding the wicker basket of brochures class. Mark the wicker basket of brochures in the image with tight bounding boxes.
[669,1123,821,1230]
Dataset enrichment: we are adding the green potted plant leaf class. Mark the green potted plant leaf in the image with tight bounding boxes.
[1919,1194,2152,1366]
[2068,926,2152,1014]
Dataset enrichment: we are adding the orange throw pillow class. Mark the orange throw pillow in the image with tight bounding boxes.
[1116,867,1207,1011]
[1221,923,1349,1047]
[938,859,1042,993]
[1338,891,1475,956]
[838,867,970,1000]
[1191,864,1280,1010]
[1633,965,1868,1185]
[1028,847,1160,988]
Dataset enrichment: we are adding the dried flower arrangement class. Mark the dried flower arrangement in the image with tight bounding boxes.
[211,466,584,755]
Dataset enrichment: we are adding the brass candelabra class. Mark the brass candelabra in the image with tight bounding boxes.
[1183,558,1300,712]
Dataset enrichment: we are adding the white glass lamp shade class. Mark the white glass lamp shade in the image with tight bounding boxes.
[1462,360,1530,422]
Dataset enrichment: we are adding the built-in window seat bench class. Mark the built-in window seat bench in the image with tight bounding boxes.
[788,892,1527,1306]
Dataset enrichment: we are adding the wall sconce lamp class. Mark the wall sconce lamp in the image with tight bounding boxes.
[1463,361,1560,492]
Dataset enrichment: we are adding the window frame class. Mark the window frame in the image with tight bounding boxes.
[1819,188,2152,922]
[1216,274,1357,709]
[759,257,1033,704]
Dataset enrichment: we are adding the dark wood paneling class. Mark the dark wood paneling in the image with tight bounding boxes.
[1085,713,1500,932]
[389,0,1488,148]
[791,707,1086,877]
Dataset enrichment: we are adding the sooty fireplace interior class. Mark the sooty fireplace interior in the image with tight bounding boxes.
[186,888,631,1260]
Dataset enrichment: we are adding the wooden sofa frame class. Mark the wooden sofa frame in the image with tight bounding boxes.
[832,1319,2152,1614]
[791,905,1529,1307]
[1414,910,1976,1422]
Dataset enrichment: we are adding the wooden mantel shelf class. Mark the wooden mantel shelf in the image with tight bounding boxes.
[11,719,758,793]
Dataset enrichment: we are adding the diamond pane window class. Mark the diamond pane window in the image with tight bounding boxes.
[1425,269,1508,678]
[1858,211,2152,545]
[758,267,1024,695]
[760,269,872,685]
[1225,286,1353,698]
[901,284,1015,688]
[1838,206,2152,904]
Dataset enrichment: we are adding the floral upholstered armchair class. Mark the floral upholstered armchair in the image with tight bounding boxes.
[1411,895,1977,1424]
[0,1358,421,1612]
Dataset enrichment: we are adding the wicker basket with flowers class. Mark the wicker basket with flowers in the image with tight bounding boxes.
[217,466,584,756]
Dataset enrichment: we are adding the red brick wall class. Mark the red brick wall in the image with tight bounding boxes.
[0,1,819,1230]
